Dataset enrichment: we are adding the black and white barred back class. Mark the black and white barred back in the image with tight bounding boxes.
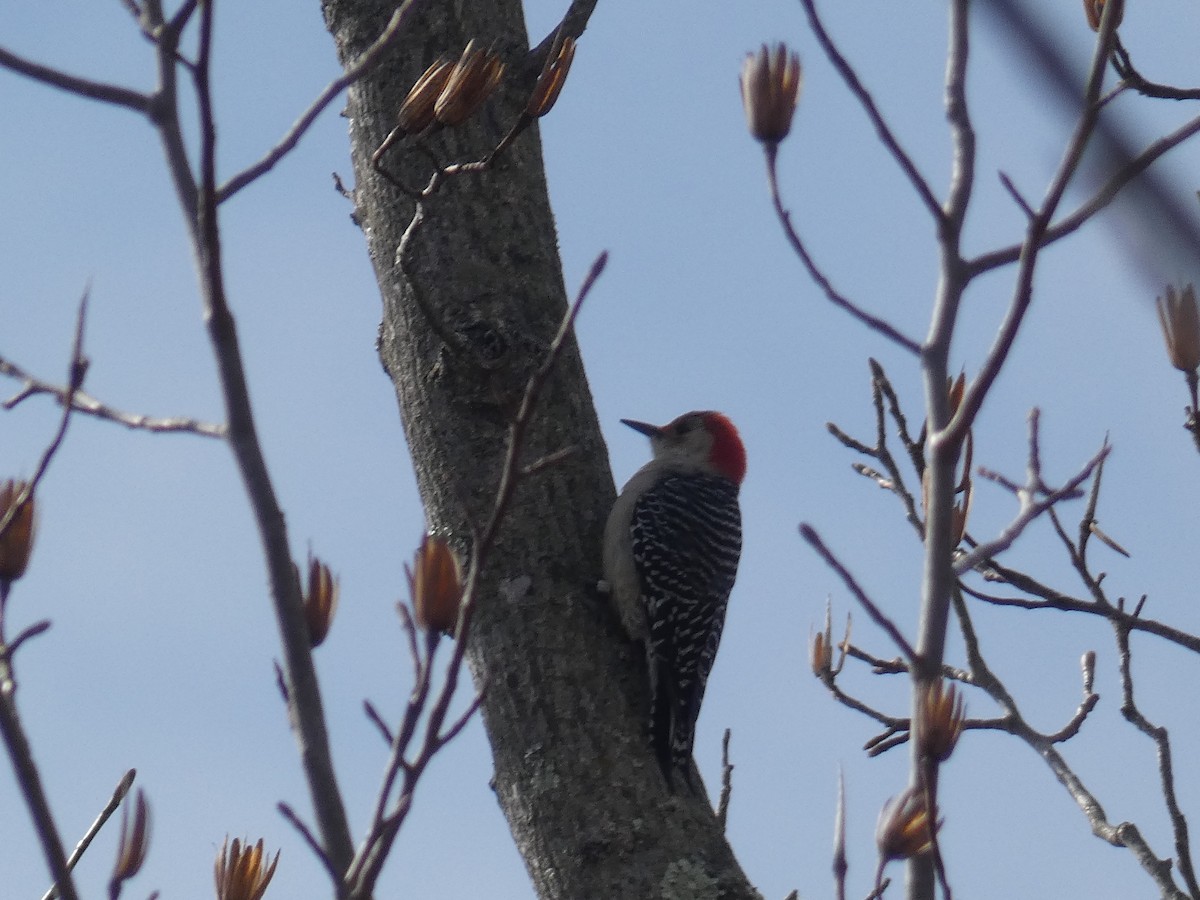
[630,470,742,792]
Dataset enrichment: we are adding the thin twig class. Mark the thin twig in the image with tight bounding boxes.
[1115,622,1200,897]
[801,525,918,664]
[278,802,340,886]
[363,700,394,745]
[997,172,1035,220]
[765,155,920,355]
[1,357,225,438]
[4,621,52,659]
[190,0,354,871]
[218,0,421,202]
[0,45,151,113]
[1111,34,1200,102]
[394,206,472,355]
[41,770,137,900]
[970,112,1200,276]
[950,586,1186,896]
[945,0,1123,445]
[0,292,90,543]
[799,0,942,224]
[954,436,1109,575]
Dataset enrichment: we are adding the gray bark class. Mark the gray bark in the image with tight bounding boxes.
[319,1,760,896]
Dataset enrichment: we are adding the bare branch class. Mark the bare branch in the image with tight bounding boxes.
[953,416,1110,575]
[0,45,151,113]
[184,0,355,870]
[943,0,976,232]
[4,621,52,660]
[0,291,89,545]
[1111,35,1200,102]
[278,802,340,886]
[1115,622,1200,896]
[997,171,1035,220]
[764,157,920,354]
[945,0,1123,445]
[970,112,1200,276]
[801,525,918,664]
[798,0,942,224]
[363,700,394,745]
[218,0,421,202]
[394,206,472,355]
[948,587,1187,896]
[1,357,225,438]
[41,770,137,900]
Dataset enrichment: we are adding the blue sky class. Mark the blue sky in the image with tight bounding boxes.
[3,1,1200,897]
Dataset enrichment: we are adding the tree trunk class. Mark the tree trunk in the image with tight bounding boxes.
[319,2,760,896]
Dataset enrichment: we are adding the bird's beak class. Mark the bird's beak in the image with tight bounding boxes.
[620,418,662,438]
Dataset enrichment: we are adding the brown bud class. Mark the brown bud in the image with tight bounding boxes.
[301,554,339,648]
[917,679,966,763]
[526,36,576,118]
[740,43,802,144]
[0,480,36,581]
[434,40,506,128]
[215,837,279,900]
[810,629,832,677]
[411,534,463,633]
[110,790,151,890]
[876,786,939,862]
[811,600,838,677]
[397,57,455,134]
[1083,0,1123,31]
[1156,284,1200,373]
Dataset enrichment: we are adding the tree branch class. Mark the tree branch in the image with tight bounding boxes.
[0,45,151,113]
[218,0,421,203]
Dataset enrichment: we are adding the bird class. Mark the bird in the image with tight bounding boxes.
[602,411,745,792]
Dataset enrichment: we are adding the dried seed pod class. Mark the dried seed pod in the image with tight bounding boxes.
[397,57,455,134]
[411,534,463,634]
[526,36,576,118]
[110,790,151,891]
[1157,284,1200,373]
[917,679,966,763]
[301,553,339,648]
[876,786,939,862]
[215,836,279,900]
[0,480,35,581]
[740,43,802,144]
[434,40,506,127]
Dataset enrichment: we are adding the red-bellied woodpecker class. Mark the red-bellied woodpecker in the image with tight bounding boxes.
[602,410,746,793]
